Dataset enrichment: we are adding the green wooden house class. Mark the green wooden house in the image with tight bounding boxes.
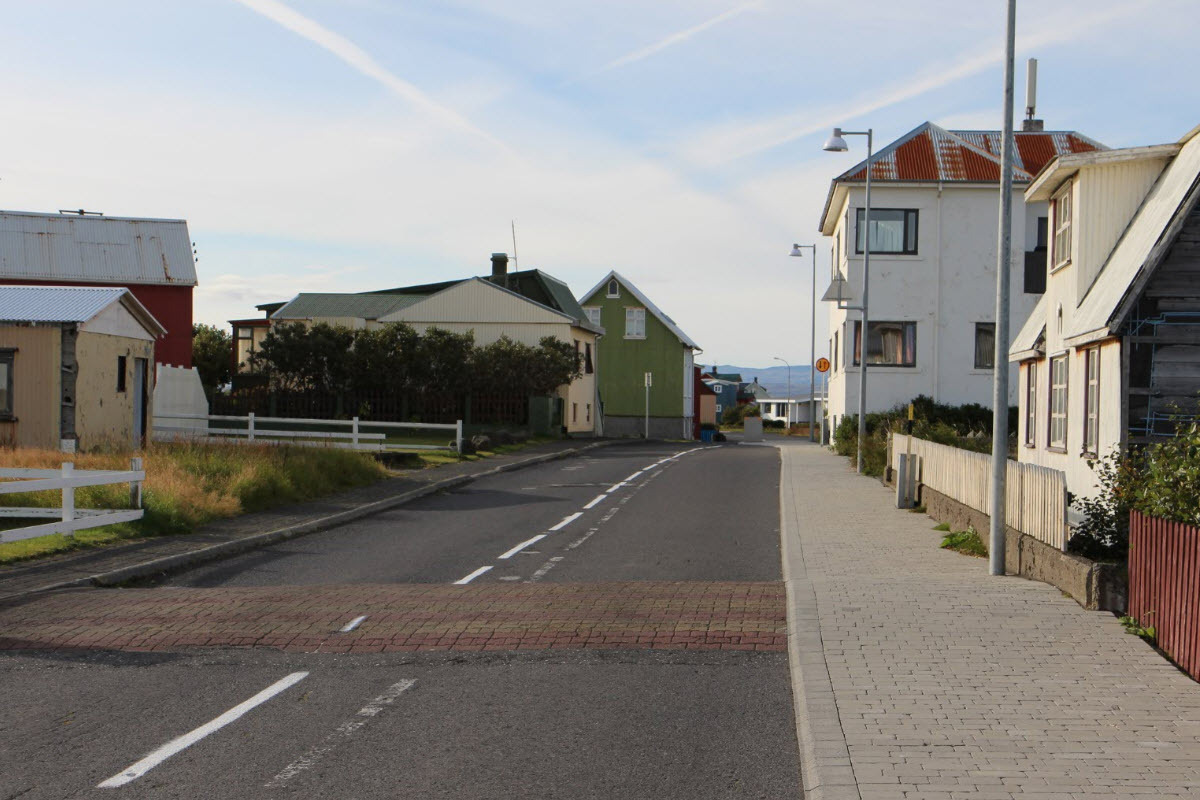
[579,271,701,438]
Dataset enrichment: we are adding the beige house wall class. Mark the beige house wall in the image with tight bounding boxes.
[0,324,61,449]
[75,331,156,450]
[563,325,599,435]
[699,394,717,426]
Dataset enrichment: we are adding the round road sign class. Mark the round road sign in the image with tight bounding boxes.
[815,357,831,373]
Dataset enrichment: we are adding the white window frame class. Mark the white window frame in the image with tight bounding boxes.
[1024,361,1037,447]
[1083,347,1100,456]
[0,348,14,420]
[974,323,996,370]
[1049,354,1068,451]
[607,279,620,298]
[584,306,602,328]
[1052,184,1072,270]
[624,307,646,339]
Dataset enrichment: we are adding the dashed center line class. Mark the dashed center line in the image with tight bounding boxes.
[339,615,367,633]
[453,566,492,585]
[498,534,547,560]
[583,494,607,509]
[98,672,309,788]
[266,679,416,788]
[605,482,626,493]
[549,512,582,531]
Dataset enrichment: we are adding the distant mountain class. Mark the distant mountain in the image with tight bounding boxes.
[702,363,821,399]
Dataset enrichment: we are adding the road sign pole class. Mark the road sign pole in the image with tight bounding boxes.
[644,372,653,439]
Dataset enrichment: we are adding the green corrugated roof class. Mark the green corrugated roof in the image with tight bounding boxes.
[272,293,423,320]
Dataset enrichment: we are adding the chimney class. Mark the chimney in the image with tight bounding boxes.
[1022,58,1044,132]
[490,252,508,279]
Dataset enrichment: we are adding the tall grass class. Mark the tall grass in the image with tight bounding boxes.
[0,442,386,563]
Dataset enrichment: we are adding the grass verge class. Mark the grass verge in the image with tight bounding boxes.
[0,442,386,565]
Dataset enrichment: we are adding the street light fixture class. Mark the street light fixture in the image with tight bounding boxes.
[789,243,818,442]
[772,356,791,430]
[823,127,873,474]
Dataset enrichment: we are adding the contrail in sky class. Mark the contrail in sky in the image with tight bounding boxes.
[232,0,506,151]
[596,1,761,75]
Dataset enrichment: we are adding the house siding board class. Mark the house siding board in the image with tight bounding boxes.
[384,280,570,327]
[0,325,60,448]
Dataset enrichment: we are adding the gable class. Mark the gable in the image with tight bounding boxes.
[79,297,158,341]
[380,278,572,326]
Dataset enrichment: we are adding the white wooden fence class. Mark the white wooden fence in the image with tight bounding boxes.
[0,460,145,544]
[890,434,1068,551]
[153,413,463,454]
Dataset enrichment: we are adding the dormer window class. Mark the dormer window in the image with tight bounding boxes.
[1052,184,1072,270]
[607,279,620,298]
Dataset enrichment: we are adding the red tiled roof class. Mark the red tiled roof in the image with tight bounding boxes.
[834,123,1105,184]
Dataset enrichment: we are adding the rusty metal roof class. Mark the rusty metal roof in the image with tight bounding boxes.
[0,210,197,287]
[833,122,1105,184]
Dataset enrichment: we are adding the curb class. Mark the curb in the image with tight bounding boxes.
[778,443,861,800]
[8,440,624,600]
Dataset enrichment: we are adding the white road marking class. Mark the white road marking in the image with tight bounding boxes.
[454,566,492,584]
[498,534,547,560]
[98,672,309,788]
[583,494,607,509]
[549,512,583,531]
[605,482,626,493]
[339,615,367,633]
[266,679,416,788]
[623,471,644,482]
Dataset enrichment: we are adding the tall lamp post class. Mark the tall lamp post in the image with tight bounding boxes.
[789,243,818,442]
[824,127,874,474]
[772,356,791,429]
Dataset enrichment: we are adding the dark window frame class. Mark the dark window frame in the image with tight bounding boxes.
[117,355,128,393]
[0,348,14,420]
[974,323,996,370]
[853,321,917,368]
[855,208,919,255]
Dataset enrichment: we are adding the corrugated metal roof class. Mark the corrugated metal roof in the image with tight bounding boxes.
[0,211,197,286]
[0,284,129,322]
[272,293,423,320]
[581,271,701,350]
[833,122,1105,184]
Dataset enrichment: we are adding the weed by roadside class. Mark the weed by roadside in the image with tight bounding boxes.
[933,522,951,532]
[940,526,987,557]
[1119,613,1157,643]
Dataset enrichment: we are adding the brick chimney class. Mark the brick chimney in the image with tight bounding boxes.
[491,252,508,278]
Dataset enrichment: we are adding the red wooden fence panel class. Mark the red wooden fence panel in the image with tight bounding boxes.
[1129,510,1200,681]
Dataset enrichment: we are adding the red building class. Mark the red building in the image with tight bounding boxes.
[0,210,198,367]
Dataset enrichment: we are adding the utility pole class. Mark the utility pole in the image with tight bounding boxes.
[989,0,1016,576]
[644,371,652,439]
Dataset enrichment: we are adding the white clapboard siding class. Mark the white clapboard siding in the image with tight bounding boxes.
[892,434,1068,550]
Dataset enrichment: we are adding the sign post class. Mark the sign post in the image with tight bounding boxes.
[814,358,830,441]
[644,372,653,439]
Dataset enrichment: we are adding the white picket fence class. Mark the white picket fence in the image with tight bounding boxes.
[153,412,463,454]
[0,460,145,544]
[890,434,1069,551]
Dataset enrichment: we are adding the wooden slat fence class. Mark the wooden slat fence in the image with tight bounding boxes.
[1128,511,1200,682]
[891,434,1068,550]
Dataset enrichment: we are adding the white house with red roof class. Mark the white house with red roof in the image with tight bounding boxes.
[817,121,1105,432]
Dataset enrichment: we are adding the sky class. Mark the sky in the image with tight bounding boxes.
[1,0,1197,366]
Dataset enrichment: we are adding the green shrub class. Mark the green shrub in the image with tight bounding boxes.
[941,526,987,557]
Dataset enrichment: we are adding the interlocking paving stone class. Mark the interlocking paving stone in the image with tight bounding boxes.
[781,442,1200,799]
[0,581,786,654]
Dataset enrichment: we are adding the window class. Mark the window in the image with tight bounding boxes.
[853,321,916,367]
[1052,186,1072,269]
[1025,361,1037,447]
[855,208,918,255]
[607,279,620,298]
[974,323,995,370]
[1049,354,1068,450]
[716,403,723,414]
[584,342,594,374]
[0,349,13,420]
[584,307,602,327]
[1024,216,1048,294]
[625,307,646,338]
[586,403,591,423]
[1083,348,1100,456]
[117,355,127,392]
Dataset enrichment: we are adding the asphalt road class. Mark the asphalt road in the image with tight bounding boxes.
[0,441,798,799]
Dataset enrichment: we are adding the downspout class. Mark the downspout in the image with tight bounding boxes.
[934,181,944,402]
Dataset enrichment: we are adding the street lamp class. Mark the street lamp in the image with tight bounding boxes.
[823,126,874,474]
[789,243,818,442]
[772,356,791,430]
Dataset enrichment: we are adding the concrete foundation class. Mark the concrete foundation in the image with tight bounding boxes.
[921,486,1127,613]
[602,415,689,439]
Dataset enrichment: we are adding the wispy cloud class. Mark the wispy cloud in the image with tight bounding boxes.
[593,1,761,75]
[678,1,1147,165]
[232,0,508,151]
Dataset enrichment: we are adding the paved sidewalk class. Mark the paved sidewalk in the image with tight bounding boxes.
[0,438,624,603]
[780,440,1200,800]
